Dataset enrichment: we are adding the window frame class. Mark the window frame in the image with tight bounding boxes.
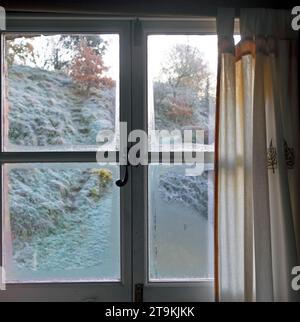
[0,14,238,302]
[131,19,221,302]
[0,13,133,302]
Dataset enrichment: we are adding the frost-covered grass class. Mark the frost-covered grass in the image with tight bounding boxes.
[8,166,118,272]
[7,65,116,147]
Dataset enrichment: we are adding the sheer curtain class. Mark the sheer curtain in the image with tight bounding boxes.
[216,8,300,302]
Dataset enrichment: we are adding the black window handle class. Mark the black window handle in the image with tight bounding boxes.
[115,165,129,187]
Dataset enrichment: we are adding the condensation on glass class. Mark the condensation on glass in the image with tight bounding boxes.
[3,163,120,283]
[148,164,214,281]
[3,33,120,151]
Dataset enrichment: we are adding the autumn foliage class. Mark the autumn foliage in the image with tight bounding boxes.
[69,42,115,93]
[166,100,193,124]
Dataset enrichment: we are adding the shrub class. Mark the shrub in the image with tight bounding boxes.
[91,168,113,188]
[166,101,193,125]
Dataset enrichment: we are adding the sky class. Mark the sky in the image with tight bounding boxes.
[148,34,241,82]
[148,35,218,81]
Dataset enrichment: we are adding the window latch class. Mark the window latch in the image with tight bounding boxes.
[115,164,129,187]
[134,283,144,302]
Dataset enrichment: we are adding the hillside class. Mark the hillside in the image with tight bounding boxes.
[7,65,116,149]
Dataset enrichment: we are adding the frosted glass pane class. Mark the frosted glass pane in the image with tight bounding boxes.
[3,34,119,151]
[148,164,214,281]
[3,163,120,283]
[147,35,217,150]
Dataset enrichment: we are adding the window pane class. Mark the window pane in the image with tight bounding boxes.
[3,34,119,151]
[148,164,214,281]
[3,163,120,283]
[148,35,217,151]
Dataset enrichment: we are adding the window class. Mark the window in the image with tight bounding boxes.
[131,21,217,302]
[3,33,122,284]
[147,34,216,282]
[148,164,214,281]
[4,33,120,151]
[4,163,120,283]
[0,16,218,302]
[0,17,132,302]
[148,34,216,149]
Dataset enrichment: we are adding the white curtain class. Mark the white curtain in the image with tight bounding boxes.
[217,8,300,302]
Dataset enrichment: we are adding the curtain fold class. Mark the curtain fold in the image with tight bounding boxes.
[217,8,300,302]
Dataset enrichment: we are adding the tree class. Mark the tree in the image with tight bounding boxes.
[161,44,210,98]
[69,41,115,94]
[52,35,108,71]
[60,35,107,56]
[153,43,214,129]
[6,38,36,67]
[203,77,210,114]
